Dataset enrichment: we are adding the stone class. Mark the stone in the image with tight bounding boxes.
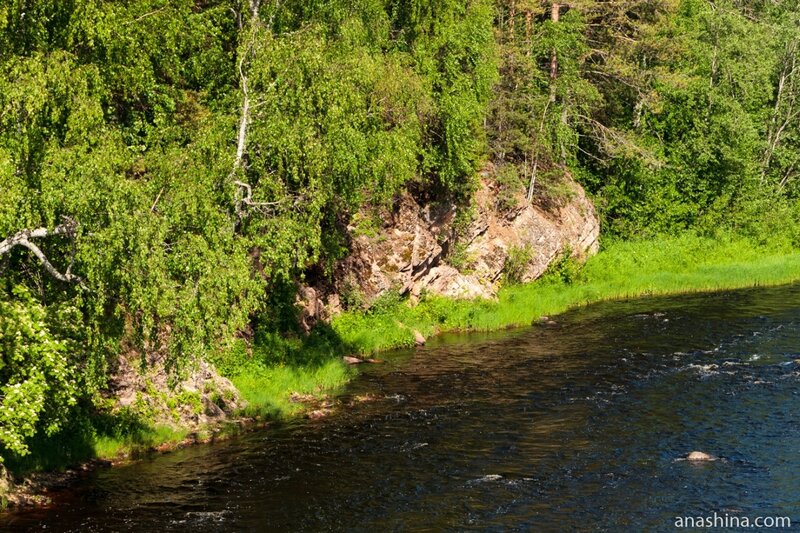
[685,451,718,462]
[297,286,326,333]
[107,352,244,433]
[413,330,426,346]
[326,293,342,315]
[289,392,317,404]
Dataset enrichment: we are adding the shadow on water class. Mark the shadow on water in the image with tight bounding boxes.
[4,284,800,531]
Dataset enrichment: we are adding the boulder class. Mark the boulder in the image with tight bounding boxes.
[685,451,718,462]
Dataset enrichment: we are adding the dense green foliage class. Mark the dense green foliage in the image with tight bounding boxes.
[0,287,81,456]
[0,0,495,462]
[490,0,800,240]
[1,0,800,469]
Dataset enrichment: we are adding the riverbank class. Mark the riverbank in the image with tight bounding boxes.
[11,283,800,530]
[3,233,800,509]
[231,234,800,418]
[331,233,800,353]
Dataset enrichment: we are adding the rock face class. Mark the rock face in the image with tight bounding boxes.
[301,173,599,321]
[108,346,245,431]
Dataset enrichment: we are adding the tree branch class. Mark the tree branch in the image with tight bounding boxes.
[0,218,85,286]
[234,181,306,218]
[124,6,168,25]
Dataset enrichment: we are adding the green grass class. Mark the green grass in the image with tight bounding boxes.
[231,360,352,418]
[3,415,191,476]
[214,324,355,419]
[92,425,190,460]
[331,233,800,353]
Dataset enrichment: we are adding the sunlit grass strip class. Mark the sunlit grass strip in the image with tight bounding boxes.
[92,425,190,460]
[331,234,800,353]
[231,360,352,418]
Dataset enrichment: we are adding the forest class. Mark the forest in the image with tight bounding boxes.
[1,0,800,475]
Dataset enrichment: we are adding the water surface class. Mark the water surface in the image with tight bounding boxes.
[5,285,800,531]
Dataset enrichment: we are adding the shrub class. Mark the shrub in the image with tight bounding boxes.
[0,287,82,458]
[503,244,534,285]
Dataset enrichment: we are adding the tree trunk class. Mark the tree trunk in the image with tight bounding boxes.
[762,41,799,182]
[509,0,516,42]
[550,3,560,80]
[525,10,532,55]
[0,219,84,285]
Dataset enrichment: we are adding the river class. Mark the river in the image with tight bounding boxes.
[3,285,800,531]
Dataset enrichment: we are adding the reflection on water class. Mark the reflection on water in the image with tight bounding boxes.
[4,285,800,531]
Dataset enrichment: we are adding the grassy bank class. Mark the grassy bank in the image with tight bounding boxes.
[332,233,800,353]
[226,233,800,418]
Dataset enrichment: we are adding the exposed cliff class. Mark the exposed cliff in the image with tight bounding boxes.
[299,172,599,328]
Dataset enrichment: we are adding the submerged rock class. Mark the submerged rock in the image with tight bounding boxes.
[289,392,317,404]
[467,474,504,485]
[684,451,718,462]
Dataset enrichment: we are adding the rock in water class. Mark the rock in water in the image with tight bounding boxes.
[414,330,426,346]
[685,451,717,462]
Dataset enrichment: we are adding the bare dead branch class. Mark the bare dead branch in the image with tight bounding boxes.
[124,6,167,25]
[235,180,284,207]
[233,181,305,218]
[150,187,164,213]
[576,113,662,167]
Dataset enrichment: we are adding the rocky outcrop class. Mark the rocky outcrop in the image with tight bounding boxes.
[108,348,245,430]
[300,172,599,322]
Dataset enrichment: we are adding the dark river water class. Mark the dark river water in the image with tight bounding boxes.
[4,285,800,531]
